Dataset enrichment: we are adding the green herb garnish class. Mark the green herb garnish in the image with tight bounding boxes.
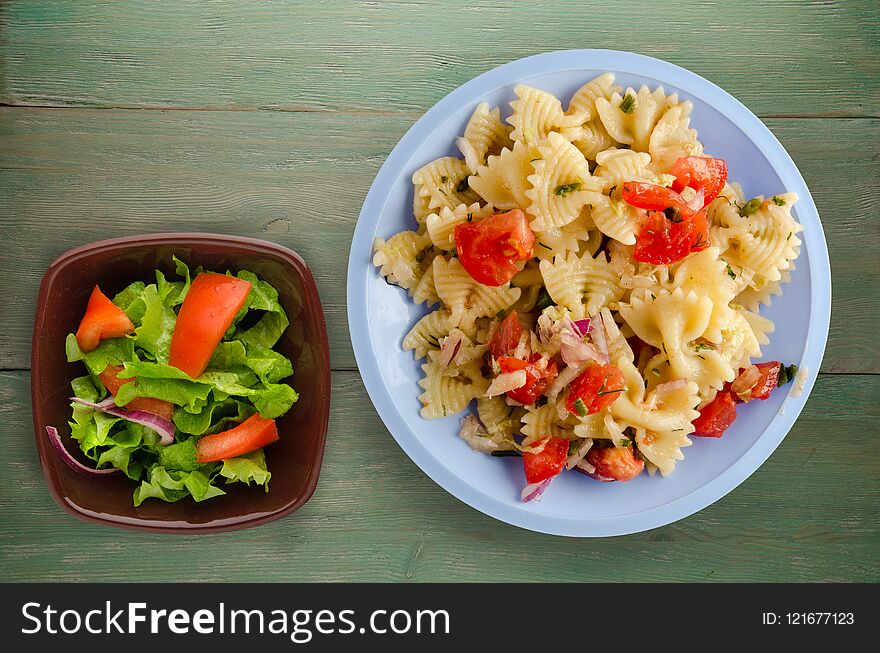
[572,398,588,417]
[619,94,635,114]
[554,182,582,197]
[694,343,715,352]
[726,263,737,280]
[740,197,762,216]
[440,175,449,184]
[538,241,551,250]
[777,363,799,387]
[535,287,554,312]
[772,196,786,206]
[618,438,632,447]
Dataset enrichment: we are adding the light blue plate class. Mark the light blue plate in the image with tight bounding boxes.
[347,50,831,537]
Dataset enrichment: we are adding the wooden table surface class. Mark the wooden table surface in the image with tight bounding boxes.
[1,1,877,582]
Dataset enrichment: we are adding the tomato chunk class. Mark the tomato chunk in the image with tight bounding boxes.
[75,286,136,353]
[622,182,710,265]
[195,413,279,463]
[488,311,523,359]
[585,445,645,482]
[497,354,558,405]
[98,364,174,421]
[565,363,626,416]
[168,273,252,378]
[692,391,737,438]
[670,156,728,205]
[748,361,782,401]
[522,436,569,484]
[454,209,535,286]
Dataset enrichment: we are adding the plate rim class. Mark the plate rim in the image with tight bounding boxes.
[347,49,831,537]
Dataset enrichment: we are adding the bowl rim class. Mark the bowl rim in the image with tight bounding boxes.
[347,49,832,537]
[32,232,331,534]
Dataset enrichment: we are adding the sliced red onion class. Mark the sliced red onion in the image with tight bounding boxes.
[731,364,760,401]
[686,188,706,212]
[565,437,593,470]
[592,314,611,364]
[547,362,587,403]
[438,332,463,368]
[573,460,614,482]
[71,396,175,446]
[560,330,604,366]
[484,370,527,397]
[573,319,593,337]
[574,458,597,476]
[655,378,688,394]
[521,478,552,502]
[46,426,119,477]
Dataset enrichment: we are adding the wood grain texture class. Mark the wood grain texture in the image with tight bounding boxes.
[1,109,878,371]
[1,0,878,585]
[1,0,878,117]
[0,370,877,583]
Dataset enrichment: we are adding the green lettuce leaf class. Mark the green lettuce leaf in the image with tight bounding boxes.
[158,439,200,472]
[228,270,290,349]
[133,466,225,506]
[66,333,136,377]
[70,375,105,402]
[173,397,254,436]
[113,281,148,321]
[219,448,271,490]
[133,283,176,363]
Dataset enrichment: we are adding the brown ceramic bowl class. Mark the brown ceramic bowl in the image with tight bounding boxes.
[31,234,330,533]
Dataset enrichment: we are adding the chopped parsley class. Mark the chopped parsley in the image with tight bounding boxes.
[572,398,588,417]
[726,263,737,280]
[440,175,449,184]
[568,441,580,456]
[618,438,632,447]
[772,196,786,206]
[694,343,715,352]
[554,182,582,197]
[619,93,636,114]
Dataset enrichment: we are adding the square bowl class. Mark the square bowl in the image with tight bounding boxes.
[32,233,331,533]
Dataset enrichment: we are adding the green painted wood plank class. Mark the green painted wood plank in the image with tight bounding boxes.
[1,0,878,116]
[1,109,877,372]
[0,370,877,582]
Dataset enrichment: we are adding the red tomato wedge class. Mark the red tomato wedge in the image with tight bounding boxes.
[98,364,174,421]
[497,354,558,405]
[453,209,535,286]
[522,436,569,484]
[622,181,711,265]
[488,311,523,358]
[692,391,737,438]
[565,363,626,416]
[75,286,136,353]
[748,361,782,401]
[586,445,644,482]
[670,156,728,205]
[168,273,252,378]
[195,413,279,463]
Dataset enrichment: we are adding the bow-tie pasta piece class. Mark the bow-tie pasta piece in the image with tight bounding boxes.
[526,132,605,232]
[433,256,521,330]
[457,102,514,175]
[418,360,488,419]
[595,85,682,152]
[468,140,539,210]
[508,84,582,144]
[540,249,623,319]
[412,157,481,224]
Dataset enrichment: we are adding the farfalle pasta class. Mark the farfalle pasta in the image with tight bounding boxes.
[373,73,803,501]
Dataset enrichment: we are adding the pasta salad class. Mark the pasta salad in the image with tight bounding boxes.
[372,73,802,501]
